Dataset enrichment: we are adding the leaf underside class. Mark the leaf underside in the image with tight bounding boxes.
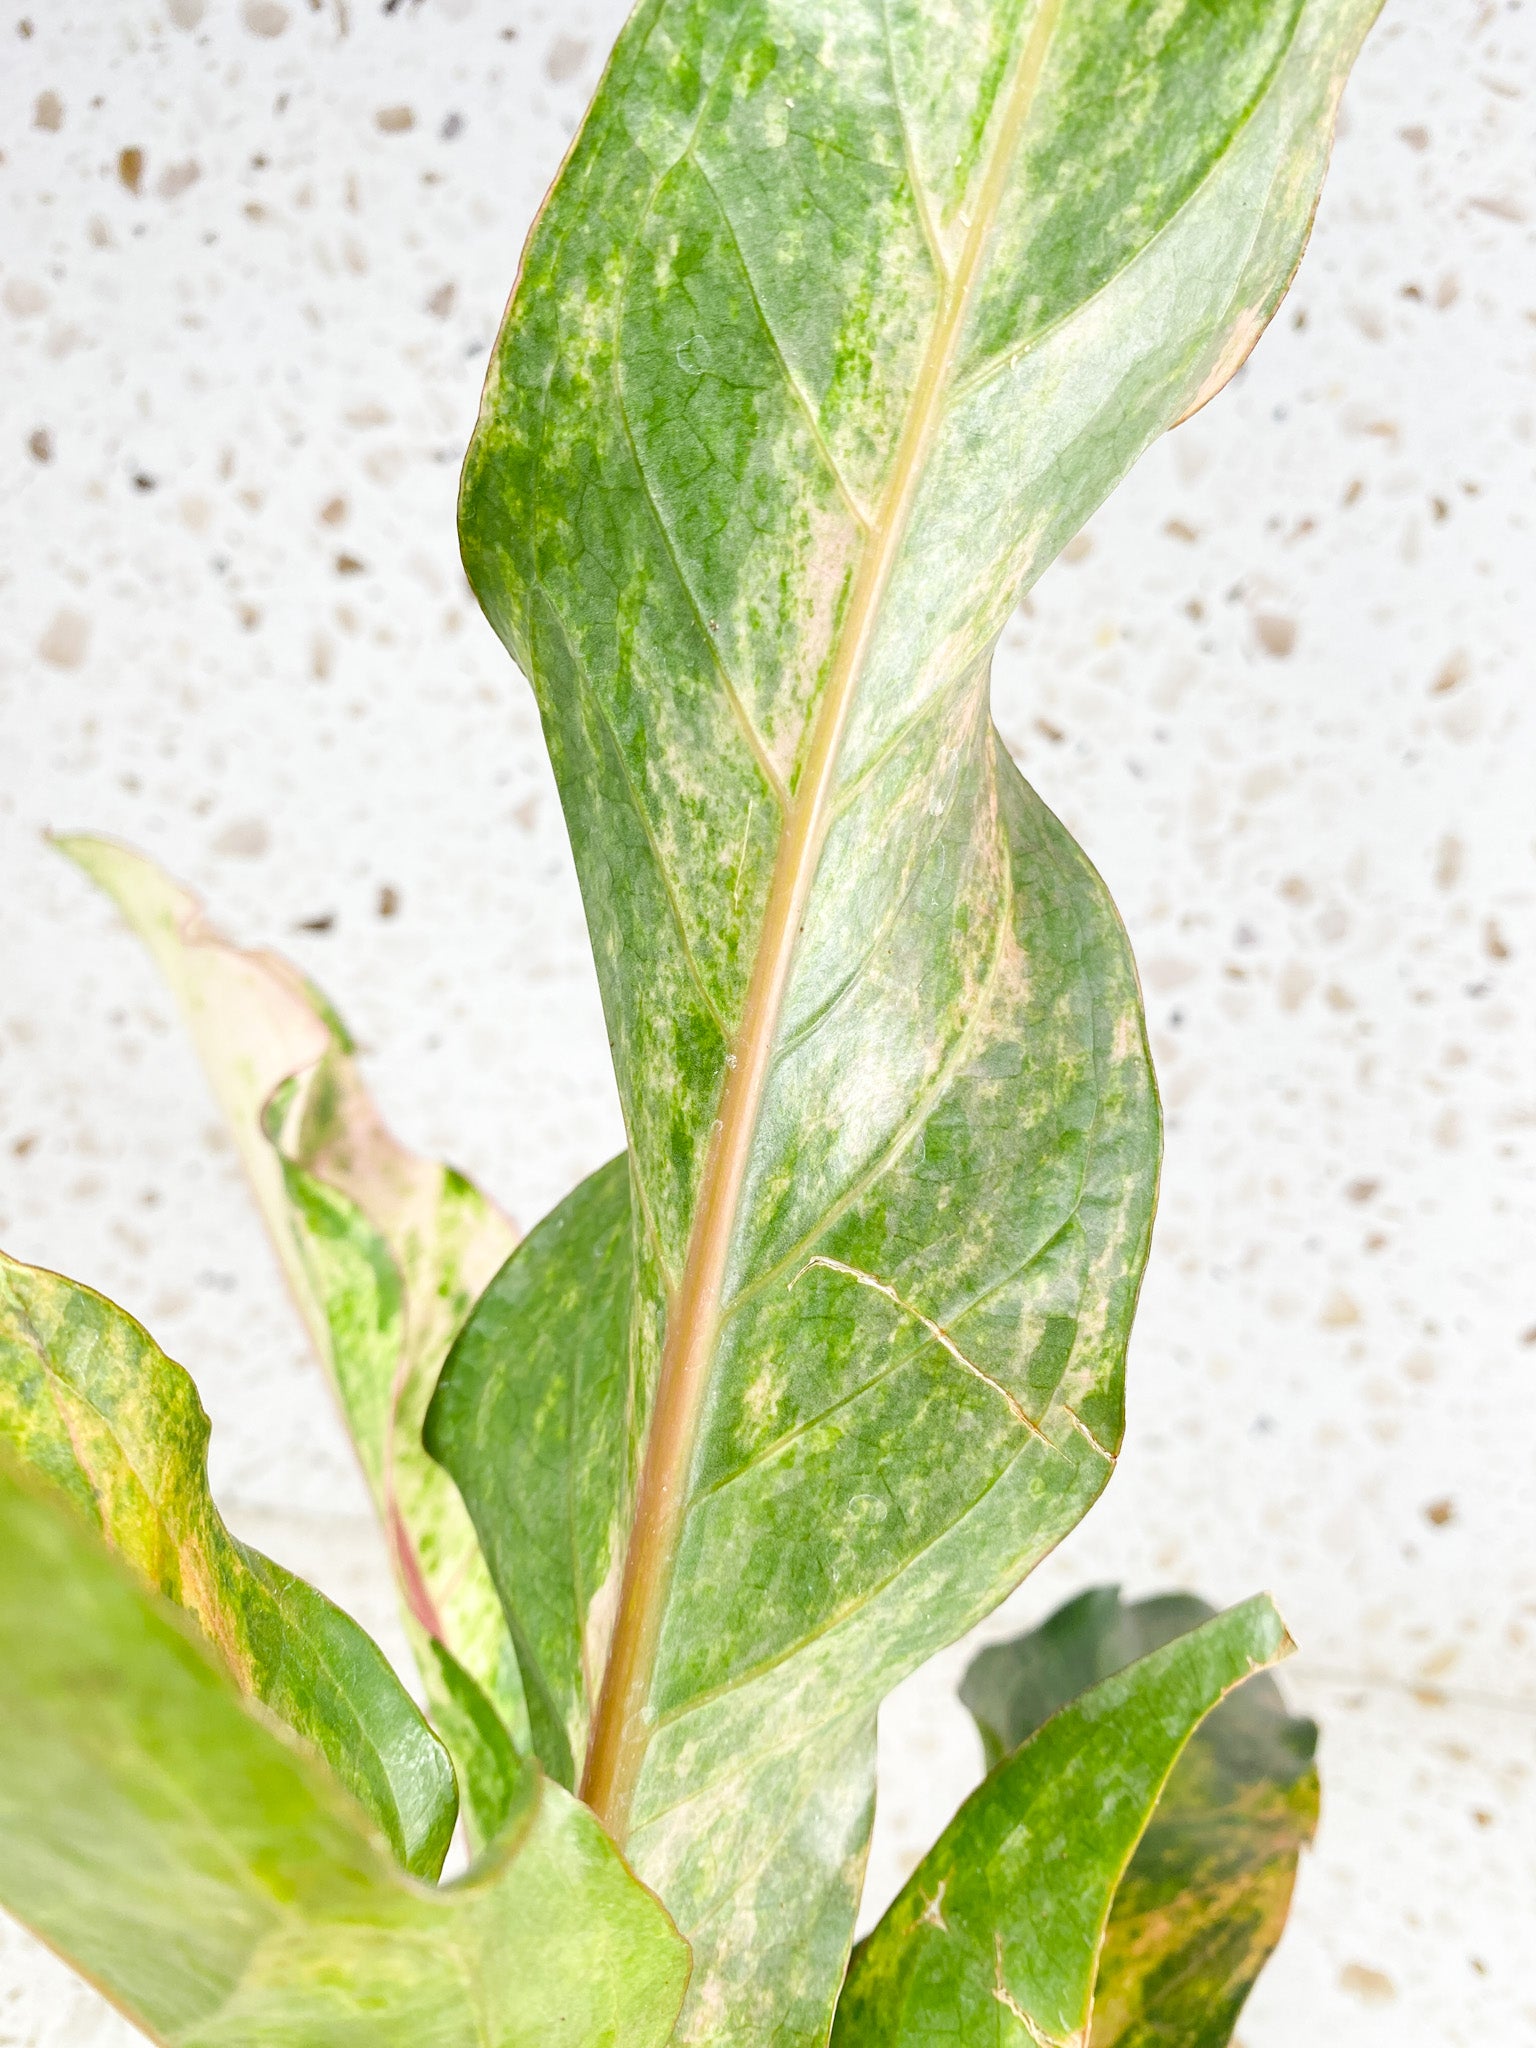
[0,1453,690,2048]
[962,1587,1321,2048]
[445,0,1379,2036]
[832,1595,1294,2046]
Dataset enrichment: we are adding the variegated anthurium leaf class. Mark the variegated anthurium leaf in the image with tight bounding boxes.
[962,1587,1320,2048]
[0,1249,455,1878]
[444,0,1378,2035]
[0,1452,690,2048]
[57,834,528,1840]
[831,1596,1293,2047]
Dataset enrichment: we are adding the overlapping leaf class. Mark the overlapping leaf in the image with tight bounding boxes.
[427,1155,636,1788]
[962,1587,1320,2046]
[0,1249,454,1877]
[59,835,527,1837]
[447,0,1379,2035]
[0,1452,690,2048]
[832,1596,1292,2046]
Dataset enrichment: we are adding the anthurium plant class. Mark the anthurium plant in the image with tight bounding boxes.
[2,0,1379,2041]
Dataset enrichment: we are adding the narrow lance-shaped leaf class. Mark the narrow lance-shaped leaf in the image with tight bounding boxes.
[58,835,529,1836]
[444,0,1378,2034]
[0,1451,690,2048]
[0,1249,455,1878]
[831,1595,1294,2047]
[962,1587,1321,2048]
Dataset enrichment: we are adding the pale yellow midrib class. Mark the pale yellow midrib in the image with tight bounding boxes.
[580,0,1066,1841]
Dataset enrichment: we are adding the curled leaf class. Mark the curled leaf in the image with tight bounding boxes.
[0,1250,455,1877]
[57,833,528,1832]
[833,1596,1294,2046]
[963,1587,1321,2048]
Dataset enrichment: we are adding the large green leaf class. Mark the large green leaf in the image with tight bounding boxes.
[0,1249,454,1879]
[445,0,1378,2034]
[0,1452,690,2048]
[962,1588,1320,2047]
[58,835,528,1837]
[832,1596,1292,2046]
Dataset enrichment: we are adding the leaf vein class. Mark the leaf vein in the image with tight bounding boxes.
[651,1425,1040,1734]
[687,149,875,533]
[878,0,951,284]
[948,7,1307,406]
[721,800,1015,1318]
[562,628,734,1045]
[790,1255,1049,1443]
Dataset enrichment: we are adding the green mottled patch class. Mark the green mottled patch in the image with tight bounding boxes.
[0,1251,454,1877]
[0,1457,690,2048]
[833,1597,1293,2046]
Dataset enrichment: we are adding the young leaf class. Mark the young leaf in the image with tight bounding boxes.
[0,1453,691,2048]
[450,0,1378,2030]
[831,1595,1293,2046]
[57,834,528,1834]
[962,1588,1320,2047]
[0,1249,455,1878]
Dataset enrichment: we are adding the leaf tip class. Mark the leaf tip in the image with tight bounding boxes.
[1241,1590,1297,1671]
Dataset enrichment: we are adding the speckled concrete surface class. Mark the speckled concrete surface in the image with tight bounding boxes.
[1,2,1532,2041]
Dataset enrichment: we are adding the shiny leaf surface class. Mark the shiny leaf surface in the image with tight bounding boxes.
[448,0,1377,2033]
[0,1454,690,2048]
[59,835,528,1830]
[833,1596,1292,2046]
[963,1587,1320,2047]
[0,1250,454,1878]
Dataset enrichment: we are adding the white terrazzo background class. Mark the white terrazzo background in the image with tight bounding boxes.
[1,1,1533,2041]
